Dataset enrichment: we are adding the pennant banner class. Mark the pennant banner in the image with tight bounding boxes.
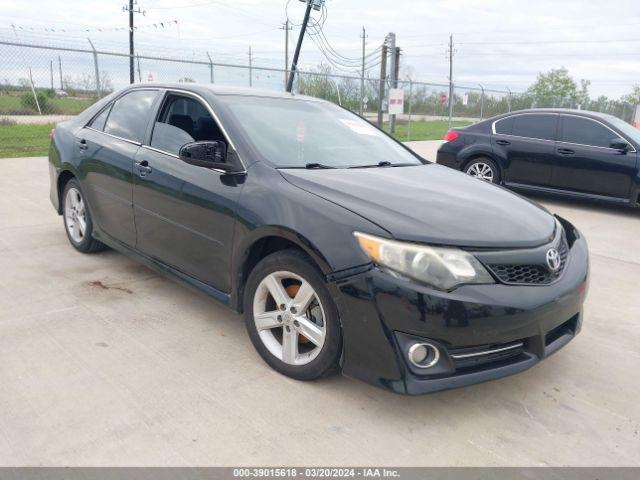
[9,20,179,34]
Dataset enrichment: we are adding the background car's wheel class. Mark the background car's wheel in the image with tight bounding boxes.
[243,249,342,381]
[62,178,105,253]
[465,158,500,184]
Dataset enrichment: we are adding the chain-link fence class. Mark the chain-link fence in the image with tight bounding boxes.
[1,39,637,141]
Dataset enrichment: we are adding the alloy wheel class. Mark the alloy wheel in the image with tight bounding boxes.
[252,271,327,366]
[466,162,495,182]
[64,187,87,243]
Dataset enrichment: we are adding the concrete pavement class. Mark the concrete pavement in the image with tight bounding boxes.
[0,151,639,466]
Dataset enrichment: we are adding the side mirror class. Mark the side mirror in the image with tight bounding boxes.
[179,141,237,172]
[610,138,631,153]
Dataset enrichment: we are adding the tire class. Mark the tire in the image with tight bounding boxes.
[62,178,106,253]
[464,157,501,184]
[243,249,342,381]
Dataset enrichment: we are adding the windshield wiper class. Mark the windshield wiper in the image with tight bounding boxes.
[305,163,336,169]
[349,161,393,169]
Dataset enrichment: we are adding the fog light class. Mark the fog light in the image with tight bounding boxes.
[407,342,440,369]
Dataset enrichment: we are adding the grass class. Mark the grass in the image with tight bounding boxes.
[0,94,95,115]
[0,118,473,159]
[0,123,54,158]
[389,119,472,142]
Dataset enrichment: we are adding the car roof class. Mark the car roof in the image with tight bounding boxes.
[492,108,618,122]
[124,82,325,103]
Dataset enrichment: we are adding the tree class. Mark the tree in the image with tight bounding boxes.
[526,67,590,108]
[622,85,640,105]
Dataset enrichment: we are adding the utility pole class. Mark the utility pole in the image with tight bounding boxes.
[387,33,397,133]
[248,46,253,87]
[58,56,63,90]
[136,54,142,83]
[122,1,145,84]
[206,51,215,84]
[128,0,134,84]
[287,0,316,92]
[281,20,292,88]
[377,43,388,128]
[50,60,54,91]
[447,34,455,129]
[359,26,366,116]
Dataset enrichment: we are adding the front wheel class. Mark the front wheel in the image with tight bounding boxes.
[243,250,342,381]
[465,158,500,184]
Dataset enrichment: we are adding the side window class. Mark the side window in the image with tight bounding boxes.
[89,105,111,131]
[560,116,618,148]
[150,94,225,156]
[511,114,557,141]
[494,116,514,135]
[104,90,158,143]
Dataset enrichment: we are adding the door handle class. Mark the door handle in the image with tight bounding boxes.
[78,139,88,151]
[135,160,152,177]
[495,140,510,146]
[557,148,575,155]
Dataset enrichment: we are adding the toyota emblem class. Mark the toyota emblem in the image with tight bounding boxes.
[546,248,561,272]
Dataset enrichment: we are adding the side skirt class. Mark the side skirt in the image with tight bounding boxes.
[505,182,632,205]
[93,229,234,309]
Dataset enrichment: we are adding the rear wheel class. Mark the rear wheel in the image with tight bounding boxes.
[465,158,500,184]
[62,179,105,253]
[243,250,341,380]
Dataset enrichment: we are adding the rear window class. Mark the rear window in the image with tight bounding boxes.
[511,114,557,141]
[494,116,514,135]
[104,90,158,143]
[89,106,111,131]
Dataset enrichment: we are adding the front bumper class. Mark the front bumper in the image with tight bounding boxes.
[330,229,589,395]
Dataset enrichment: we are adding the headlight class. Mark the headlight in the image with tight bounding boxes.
[354,232,494,290]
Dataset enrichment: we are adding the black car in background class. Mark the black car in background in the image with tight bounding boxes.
[437,109,640,206]
[49,85,589,394]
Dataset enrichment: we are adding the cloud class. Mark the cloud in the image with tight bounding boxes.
[0,0,638,96]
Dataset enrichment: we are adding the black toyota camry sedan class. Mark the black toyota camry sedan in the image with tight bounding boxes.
[49,85,589,395]
[437,109,640,207]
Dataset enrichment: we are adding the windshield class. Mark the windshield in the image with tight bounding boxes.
[220,95,423,168]
[606,116,640,145]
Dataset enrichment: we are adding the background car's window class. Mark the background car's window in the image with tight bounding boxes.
[150,95,226,156]
[494,116,514,135]
[605,115,640,146]
[511,114,557,141]
[220,96,422,168]
[560,116,618,148]
[104,90,158,143]
[89,106,111,131]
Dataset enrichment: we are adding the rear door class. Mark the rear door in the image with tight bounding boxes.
[79,89,159,246]
[491,113,558,187]
[551,115,636,199]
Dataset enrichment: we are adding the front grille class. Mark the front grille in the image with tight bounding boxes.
[487,239,569,285]
[449,341,525,371]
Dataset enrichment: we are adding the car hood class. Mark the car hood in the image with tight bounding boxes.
[280,164,555,248]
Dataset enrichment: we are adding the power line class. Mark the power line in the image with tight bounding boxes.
[458,38,640,46]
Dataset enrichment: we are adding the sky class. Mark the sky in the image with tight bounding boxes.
[1,0,639,97]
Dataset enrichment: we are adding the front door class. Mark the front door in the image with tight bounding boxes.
[551,115,637,199]
[132,92,244,293]
[492,113,558,187]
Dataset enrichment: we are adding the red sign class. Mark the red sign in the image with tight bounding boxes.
[439,93,447,104]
